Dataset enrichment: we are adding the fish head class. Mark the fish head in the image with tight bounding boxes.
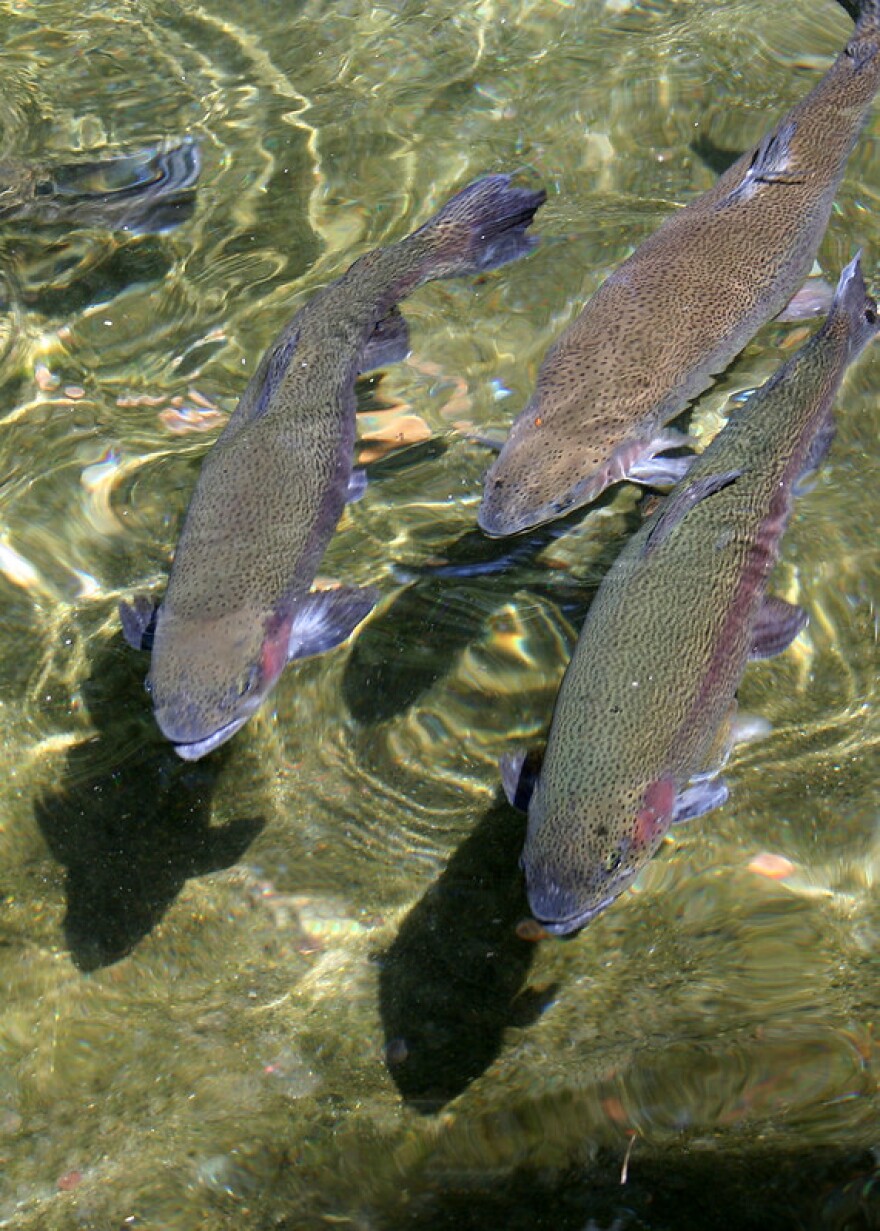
[149,604,293,760]
[478,407,613,537]
[828,252,880,359]
[522,774,677,935]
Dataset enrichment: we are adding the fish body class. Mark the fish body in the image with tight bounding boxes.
[515,255,877,935]
[0,138,201,233]
[123,175,544,759]
[480,0,880,536]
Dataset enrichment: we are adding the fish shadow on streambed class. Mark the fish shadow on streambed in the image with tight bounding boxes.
[33,631,263,971]
[342,498,634,728]
[689,133,744,178]
[377,794,557,1113]
[0,138,201,326]
[5,235,182,322]
[372,1144,880,1231]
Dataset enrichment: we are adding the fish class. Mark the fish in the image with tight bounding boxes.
[479,0,880,537]
[121,174,545,760]
[503,254,878,935]
[0,137,201,234]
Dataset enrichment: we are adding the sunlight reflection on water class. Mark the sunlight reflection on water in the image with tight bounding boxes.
[0,0,877,1226]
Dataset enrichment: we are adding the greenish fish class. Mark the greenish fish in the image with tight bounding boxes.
[503,254,877,934]
[122,174,545,759]
[480,0,880,537]
[0,138,200,234]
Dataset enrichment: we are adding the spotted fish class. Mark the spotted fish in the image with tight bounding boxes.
[480,0,880,536]
[0,138,201,234]
[504,254,877,935]
[122,174,545,759]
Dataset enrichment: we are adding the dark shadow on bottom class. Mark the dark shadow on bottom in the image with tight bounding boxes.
[33,632,263,971]
[342,491,638,728]
[373,1144,880,1231]
[378,795,554,1113]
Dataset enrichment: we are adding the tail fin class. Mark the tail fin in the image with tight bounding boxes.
[416,174,546,279]
[837,0,880,34]
[829,252,880,355]
[22,137,201,234]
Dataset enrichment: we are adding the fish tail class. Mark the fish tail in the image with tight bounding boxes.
[836,0,880,35]
[416,173,546,278]
[828,252,880,353]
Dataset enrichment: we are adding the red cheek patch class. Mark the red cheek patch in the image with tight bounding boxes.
[260,612,295,685]
[634,776,676,846]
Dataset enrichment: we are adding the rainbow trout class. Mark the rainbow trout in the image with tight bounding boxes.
[0,138,200,234]
[503,255,877,935]
[480,0,880,537]
[122,175,545,759]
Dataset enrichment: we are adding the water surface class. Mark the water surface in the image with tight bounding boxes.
[0,0,877,1227]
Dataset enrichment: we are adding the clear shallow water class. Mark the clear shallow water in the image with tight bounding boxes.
[0,0,877,1227]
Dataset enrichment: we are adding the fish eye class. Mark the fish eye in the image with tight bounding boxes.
[604,849,622,876]
[237,664,260,698]
[144,674,153,695]
[865,307,877,325]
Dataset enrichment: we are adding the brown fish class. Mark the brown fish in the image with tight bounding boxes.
[122,174,545,759]
[503,254,878,934]
[480,0,880,536]
[0,138,200,234]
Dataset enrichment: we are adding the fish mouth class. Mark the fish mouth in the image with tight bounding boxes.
[478,479,594,538]
[477,500,535,538]
[531,893,618,937]
[478,489,566,537]
[170,714,250,761]
[480,448,624,537]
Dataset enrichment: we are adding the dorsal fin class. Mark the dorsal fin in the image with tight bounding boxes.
[217,325,301,444]
[642,469,742,558]
[722,122,801,205]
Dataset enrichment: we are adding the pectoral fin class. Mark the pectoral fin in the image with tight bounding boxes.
[776,276,835,322]
[627,453,695,489]
[750,595,808,659]
[119,595,159,651]
[287,585,379,662]
[672,776,729,824]
[500,746,543,812]
[359,307,411,373]
[625,427,697,491]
